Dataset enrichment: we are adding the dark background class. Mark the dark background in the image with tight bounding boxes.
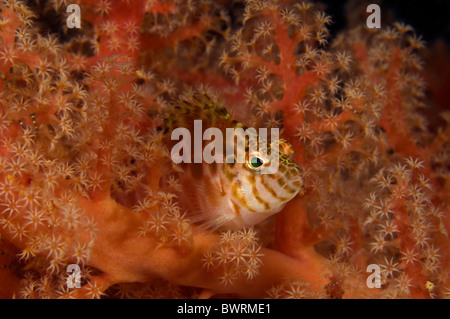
[27,0,450,44]
[323,0,450,43]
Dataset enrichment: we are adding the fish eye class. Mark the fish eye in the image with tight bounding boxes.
[247,152,270,172]
[249,156,264,168]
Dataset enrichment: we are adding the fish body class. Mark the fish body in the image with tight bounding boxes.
[162,87,303,229]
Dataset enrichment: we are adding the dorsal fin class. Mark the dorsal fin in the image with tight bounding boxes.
[161,87,238,135]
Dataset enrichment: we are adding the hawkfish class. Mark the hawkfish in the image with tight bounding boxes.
[160,87,303,230]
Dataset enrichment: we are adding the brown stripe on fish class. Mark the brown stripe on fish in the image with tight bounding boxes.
[260,175,279,199]
[284,183,298,194]
[222,165,236,182]
[231,180,255,212]
[260,175,289,202]
[232,200,241,216]
[248,175,270,210]
[292,180,302,188]
[277,177,286,188]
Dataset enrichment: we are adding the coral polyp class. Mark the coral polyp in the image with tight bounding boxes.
[0,0,448,299]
